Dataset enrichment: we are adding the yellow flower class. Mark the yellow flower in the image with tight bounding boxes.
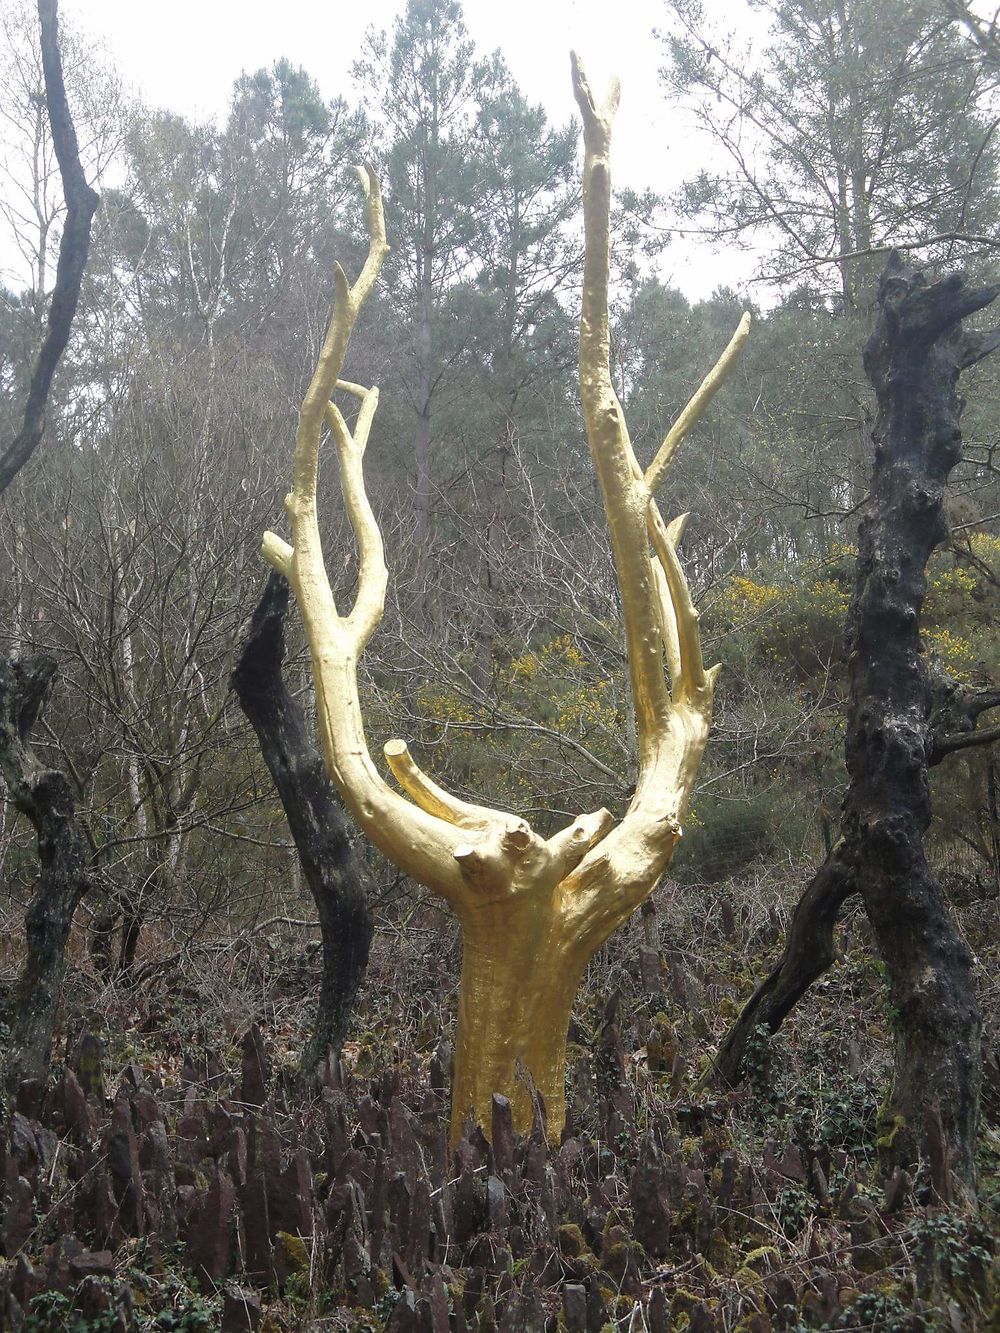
[969,532,1000,566]
[924,627,977,682]
[716,575,781,624]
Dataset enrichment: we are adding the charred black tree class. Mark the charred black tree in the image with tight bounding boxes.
[714,255,1000,1191]
[232,572,375,1081]
[710,849,856,1086]
[0,0,99,496]
[0,0,99,1097]
[0,656,92,1094]
[850,258,999,1186]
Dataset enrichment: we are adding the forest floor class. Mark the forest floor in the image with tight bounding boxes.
[1,864,999,1331]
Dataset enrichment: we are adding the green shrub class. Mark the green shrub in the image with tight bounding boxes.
[673,790,778,882]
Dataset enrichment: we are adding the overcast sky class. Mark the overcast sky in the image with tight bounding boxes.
[50,0,762,302]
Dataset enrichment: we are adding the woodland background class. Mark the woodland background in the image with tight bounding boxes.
[4,0,1000,1328]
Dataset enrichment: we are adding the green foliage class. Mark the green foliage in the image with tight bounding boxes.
[117,1254,222,1332]
[673,790,779,883]
[709,565,851,677]
[661,0,1000,310]
[398,629,626,830]
[742,1023,779,1103]
[789,1078,881,1156]
[774,1182,812,1239]
[22,1281,211,1333]
[822,1290,917,1332]
[909,1210,995,1294]
[738,1022,883,1163]
[24,1289,119,1333]
[141,1300,218,1333]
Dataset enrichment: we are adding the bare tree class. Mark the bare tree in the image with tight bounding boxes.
[712,254,1000,1198]
[0,656,90,1094]
[0,0,99,495]
[233,571,374,1079]
[260,56,749,1142]
[1,343,293,976]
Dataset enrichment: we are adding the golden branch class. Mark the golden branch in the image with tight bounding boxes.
[261,167,470,903]
[383,738,501,829]
[565,51,741,929]
[645,312,751,495]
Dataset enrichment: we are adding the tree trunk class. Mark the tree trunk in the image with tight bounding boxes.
[988,760,1000,900]
[714,255,1000,1193]
[709,848,855,1086]
[0,0,99,496]
[849,256,998,1188]
[452,901,589,1137]
[413,131,436,546]
[232,572,374,1080]
[0,655,92,1093]
[414,275,434,542]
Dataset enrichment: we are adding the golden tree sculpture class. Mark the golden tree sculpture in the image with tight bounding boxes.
[262,56,749,1142]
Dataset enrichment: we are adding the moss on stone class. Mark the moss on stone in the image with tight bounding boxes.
[557,1222,590,1258]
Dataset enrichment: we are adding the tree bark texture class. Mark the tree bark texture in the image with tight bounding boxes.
[231,572,374,1079]
[715,255,999,1191]
[0,655,92,1093]
[0,0,99,496]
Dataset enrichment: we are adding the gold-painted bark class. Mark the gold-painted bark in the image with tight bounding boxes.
[262,70,749,1144]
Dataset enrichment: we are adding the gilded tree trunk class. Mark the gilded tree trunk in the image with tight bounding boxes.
[452,902,588,1136]
[261,73,744,1146]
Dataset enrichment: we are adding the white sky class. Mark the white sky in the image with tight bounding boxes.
[57,0,763,302]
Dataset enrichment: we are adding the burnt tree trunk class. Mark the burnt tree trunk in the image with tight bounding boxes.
[0,655,92,1093]
[232,572,374,1080]
[714,256,1000,1191]
[0,0,99,1098]
[0,0,99,496]
[850,257,998,1187]
[710,848,855,1085]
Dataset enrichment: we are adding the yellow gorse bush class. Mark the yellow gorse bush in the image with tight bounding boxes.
[416,684,478,726]
[506,636,617,737]
[923,627,978,682]
[803,579,849,620]
[926,566,978,623]
[969,532,1000,565]
[713,575,782,625]
[510,634,588,682]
